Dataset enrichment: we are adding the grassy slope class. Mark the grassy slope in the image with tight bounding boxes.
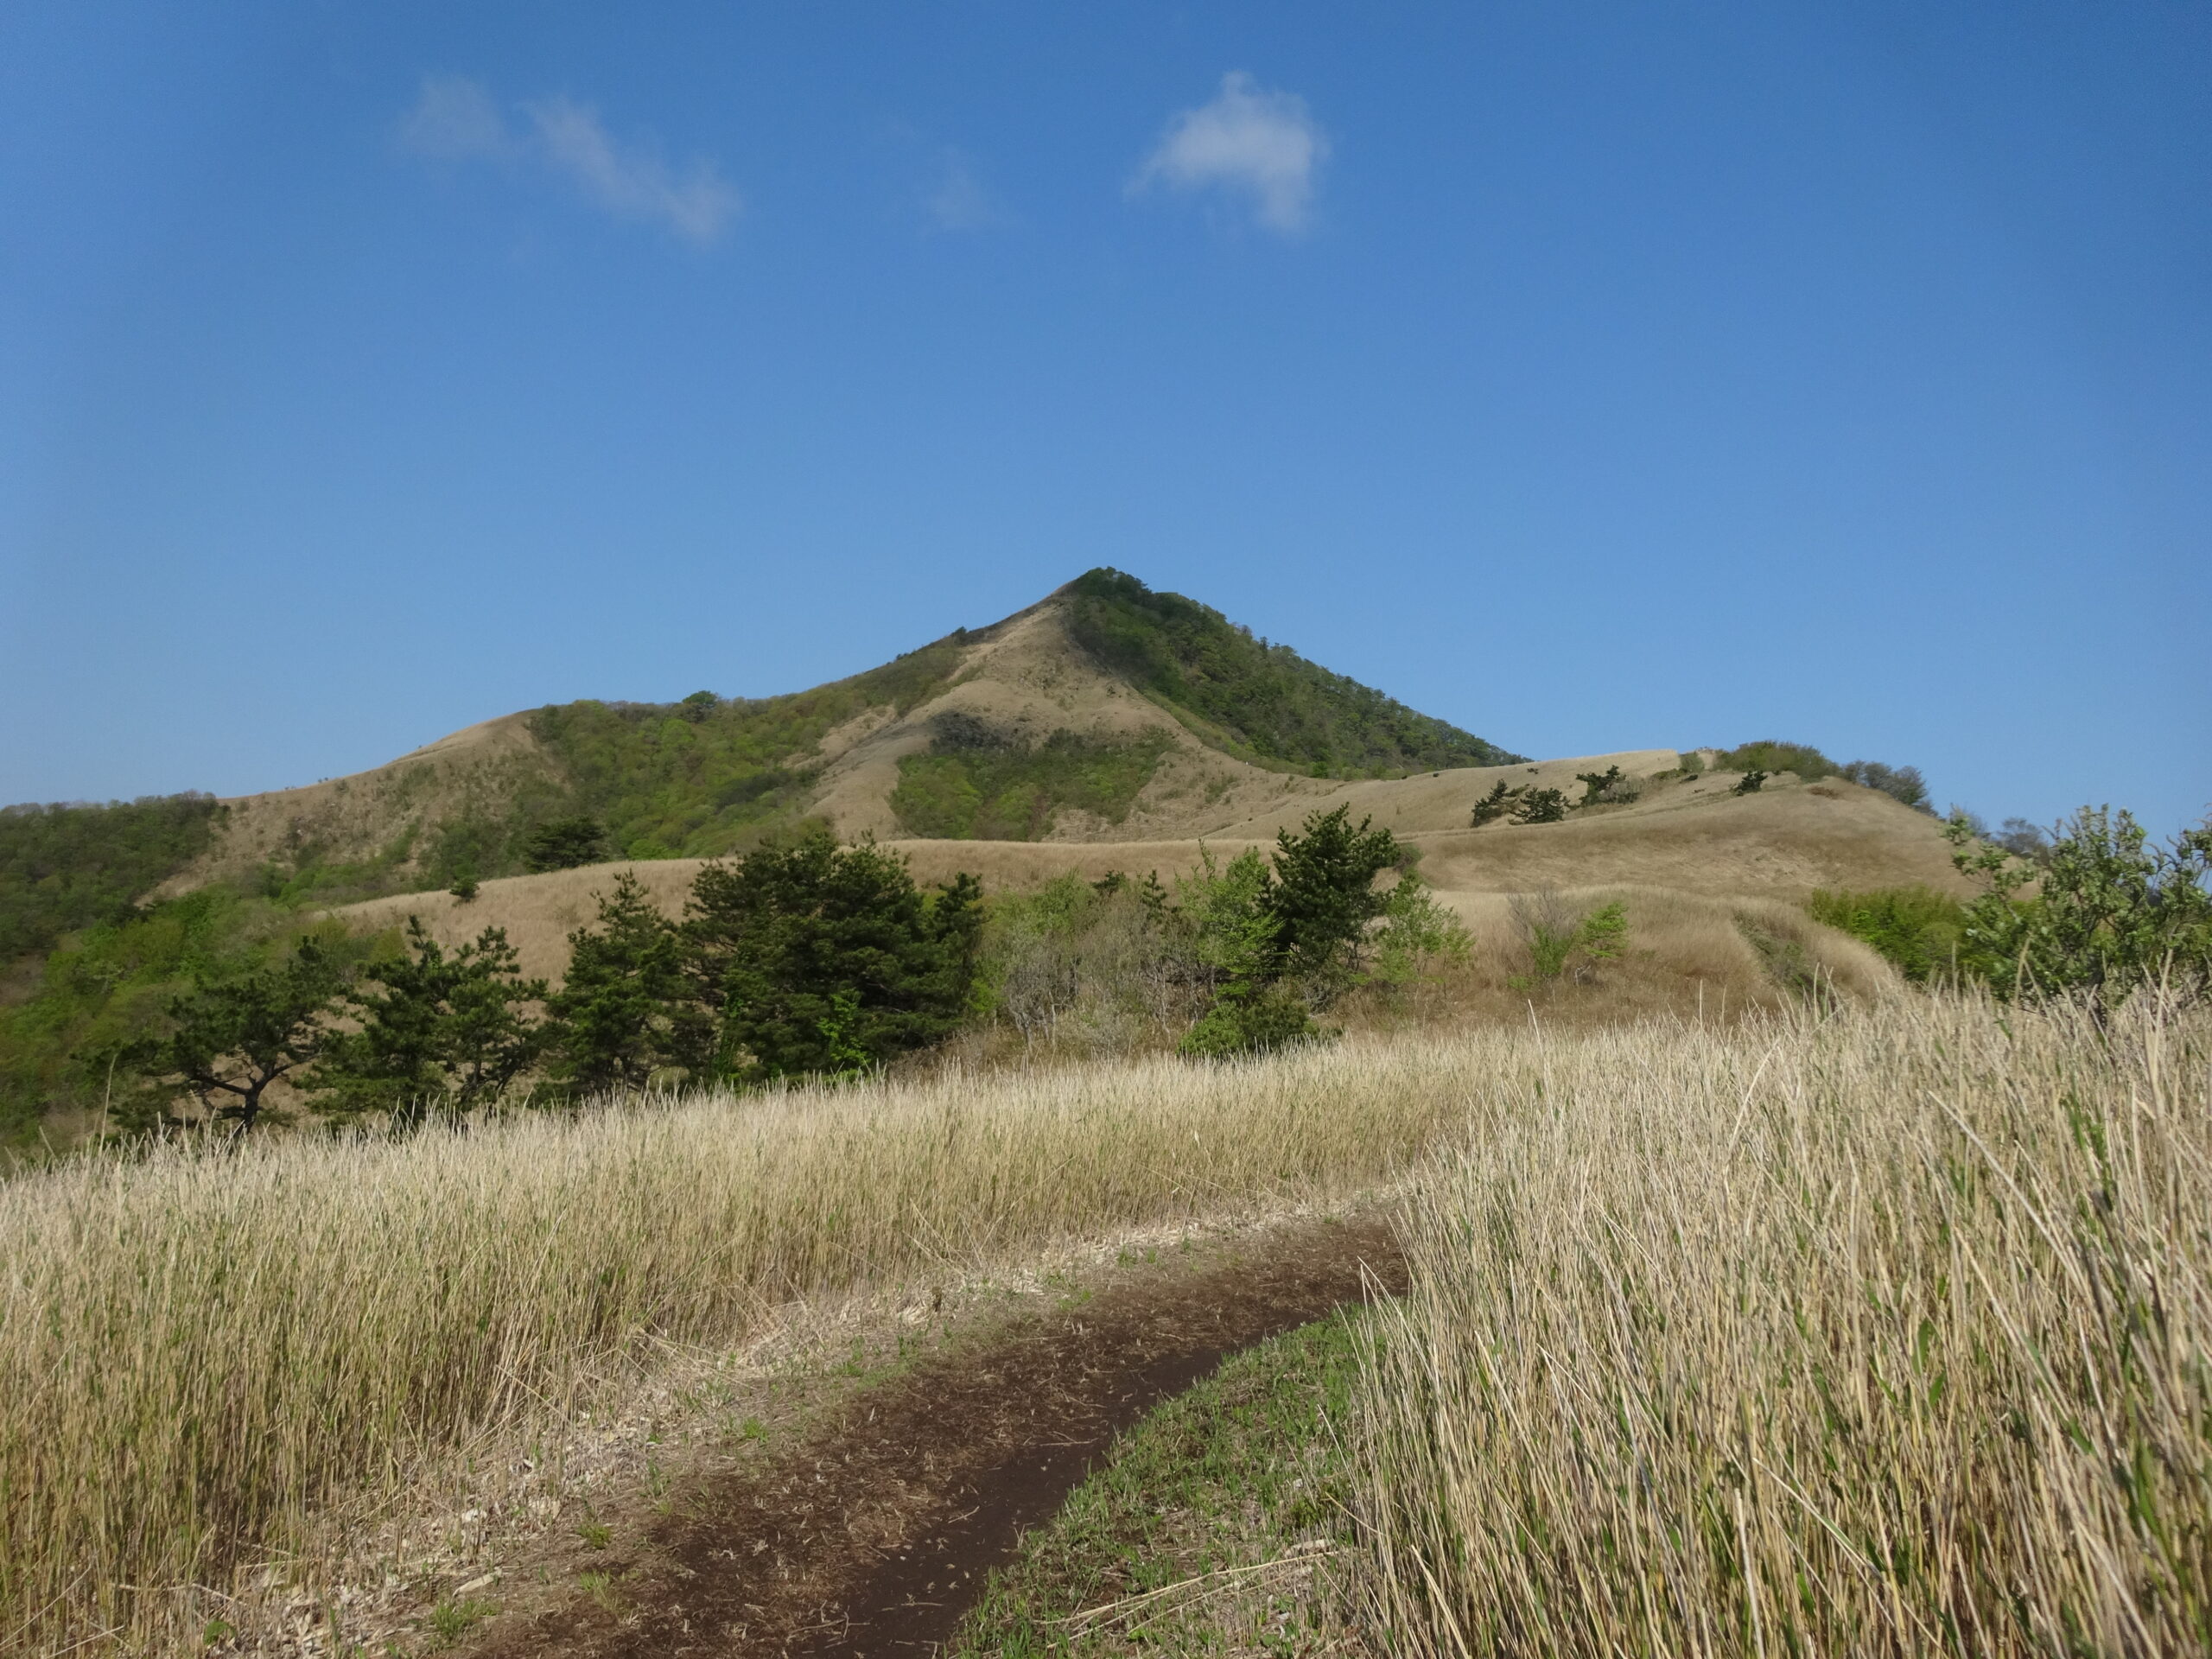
[498,636,969,866]
[1062,569,1525,777]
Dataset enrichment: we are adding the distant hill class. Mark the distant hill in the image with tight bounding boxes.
[135,571,1526,904]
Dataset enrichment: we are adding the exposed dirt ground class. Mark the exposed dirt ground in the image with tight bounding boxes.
[464,1215,1405,1659]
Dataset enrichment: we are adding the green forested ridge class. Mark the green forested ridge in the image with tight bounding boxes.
[0,796,226,963]
[1062,568,1524,776]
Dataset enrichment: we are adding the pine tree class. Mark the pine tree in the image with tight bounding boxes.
[314,918,546,1126]
[685,830,982,1082]
[546,874,696,1092]
[129,938,348,1134]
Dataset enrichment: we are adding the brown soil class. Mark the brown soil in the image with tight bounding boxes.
[468,1215,1405,1659]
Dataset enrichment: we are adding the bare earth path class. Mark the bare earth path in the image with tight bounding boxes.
[470,1214,1405,1659]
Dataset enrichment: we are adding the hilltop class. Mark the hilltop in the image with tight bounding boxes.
[149,570,1528,903]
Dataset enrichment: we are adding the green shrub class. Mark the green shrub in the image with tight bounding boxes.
[1510,893,1628,984]
[1734,771,1769,796]
[1945,806,2212,1005]
[1806,887,1966,984]
[1717,740,1837,780]
[1177,981,1319,1058]
[889,727,1174,841]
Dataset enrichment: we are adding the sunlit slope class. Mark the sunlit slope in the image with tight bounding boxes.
[161,573,1526,899]
[334,768,1960,988]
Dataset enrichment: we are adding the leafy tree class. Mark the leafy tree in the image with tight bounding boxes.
[686,830,982,1082]
[524,817,610,874]
[314,918,547,1127]
[1173,846,1283,996]
[1945,807,2212,1006]
[546,874,697,1092]
[1370,872,1472,988]
[1993,817,2052,862]
[127,938,350,1134]
[1512,788,1570,824]
[1268,804,1401,996]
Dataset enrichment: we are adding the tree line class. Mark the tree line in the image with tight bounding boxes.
[111,807,1458,1135]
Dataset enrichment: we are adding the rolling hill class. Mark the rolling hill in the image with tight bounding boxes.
[150,570,1529,903]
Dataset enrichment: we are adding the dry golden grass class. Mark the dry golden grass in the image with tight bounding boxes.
[1351,992,2212,1656]
[6,990,2187,1655]
[0,1039,1478,1656]
[333,810,1933,998]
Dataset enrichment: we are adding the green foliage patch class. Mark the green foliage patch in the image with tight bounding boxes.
[0,795,225,963]
[891,725,1175,841]
[1717,739,1839,780]
[1064,568,1523,776]
[1806,887,1967,984]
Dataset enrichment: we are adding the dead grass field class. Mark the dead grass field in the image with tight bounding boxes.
[0,1036,1478,1656]
[3,994,2191,1655]
[332,779,1951,995]
[1353,992,2212,1656]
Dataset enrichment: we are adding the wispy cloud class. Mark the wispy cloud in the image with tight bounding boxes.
[1130,72,1328,234]
[397,75,740,244]
[923,150,1003,232]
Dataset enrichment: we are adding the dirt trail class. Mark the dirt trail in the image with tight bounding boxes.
[473,1215,1404,1658]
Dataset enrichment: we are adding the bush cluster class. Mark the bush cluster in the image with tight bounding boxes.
[890,725,1176,841]
[75,807,1469,1135]
[1805,806,2212,1006]
[1715,741,1930,810]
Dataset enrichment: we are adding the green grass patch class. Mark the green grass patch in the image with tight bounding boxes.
[1807,885,1967,984]
[892,729,1175,841]
[947,1313,1364,1656]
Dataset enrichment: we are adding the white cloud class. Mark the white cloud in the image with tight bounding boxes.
[397,76,740,244]
[924,150,1001,232]
[397,75,516,162]
[525,98,739,244]
[1130,72,1327,234]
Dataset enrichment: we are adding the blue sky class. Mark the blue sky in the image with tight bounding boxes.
[2,3,2205,834]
